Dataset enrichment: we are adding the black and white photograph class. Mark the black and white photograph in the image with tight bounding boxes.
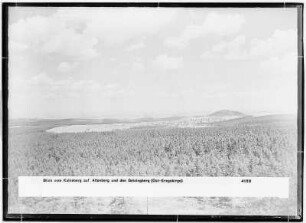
[3,2,303,220]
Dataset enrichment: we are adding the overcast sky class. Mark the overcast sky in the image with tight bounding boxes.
[9,7,298,119]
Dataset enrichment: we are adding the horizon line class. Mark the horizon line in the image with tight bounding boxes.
[8,111,297,120]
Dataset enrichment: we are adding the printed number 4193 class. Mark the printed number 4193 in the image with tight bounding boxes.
[241,179,251,183]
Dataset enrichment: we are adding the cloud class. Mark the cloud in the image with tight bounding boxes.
[80,8,177,45]
[259,52,297,113]
[203,12,245,35]
[164,12,245,49]
[10,15,99,60]
[125,41,145,51]
[153,54,183,70]
[57,62,78,73]
[10,72,137,104]
[201,35,247,60]
[30,73,54,85]
[11,73,103,99]
[249,29,297,57]
[198,29,298,114]
[9,73,129,118]
[41,31,99,59]
[260,52,297,77]
[10,8,178,60]
[223,36,248,60]
[201,29,296,60]
[131,61,145,72]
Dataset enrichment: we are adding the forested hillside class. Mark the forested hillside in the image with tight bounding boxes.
[8,115,298,215]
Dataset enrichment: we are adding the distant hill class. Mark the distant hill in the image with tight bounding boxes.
[214,114,296,127]
[209,110,246,117]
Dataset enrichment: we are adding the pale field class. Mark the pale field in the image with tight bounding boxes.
[46,115,242,133]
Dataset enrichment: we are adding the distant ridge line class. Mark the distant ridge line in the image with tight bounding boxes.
[209,110,246,117]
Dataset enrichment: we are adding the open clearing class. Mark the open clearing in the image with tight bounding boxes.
[45,115,244,133]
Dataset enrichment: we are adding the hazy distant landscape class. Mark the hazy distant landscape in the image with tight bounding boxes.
[8,110,298,215]
[45,110,246,133]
